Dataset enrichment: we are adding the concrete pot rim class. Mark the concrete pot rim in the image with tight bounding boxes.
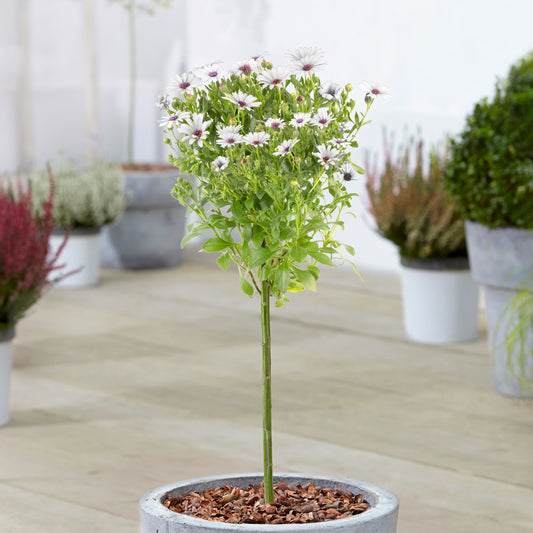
[400,255,470,271]
[52,227,101,237]
[140,472,399,531]
[0,327,15,343]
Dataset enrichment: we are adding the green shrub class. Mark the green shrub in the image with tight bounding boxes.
[444,51,533,229]
[31,160,126,230]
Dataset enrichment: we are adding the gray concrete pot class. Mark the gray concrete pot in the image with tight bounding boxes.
[140,473,399,533]
[465,221,533,397]
[100,168,186,269]
[0,327,15,427]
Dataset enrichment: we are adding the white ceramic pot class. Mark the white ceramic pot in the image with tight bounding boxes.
[0,327,15,427]
[140,473,399,533]
[49,228,100,288]
[401,257,479,344]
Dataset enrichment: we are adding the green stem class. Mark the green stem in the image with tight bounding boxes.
[127,3,136,166]
[261,279,274,504]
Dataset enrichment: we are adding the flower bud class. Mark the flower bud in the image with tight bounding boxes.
[296,95,305,103]
[345,83,353,92]
[241,158,248,165]
[291,180,298,186]
[294,156,301,163]
[163,137,171,145]
[229,117,237,125]
[364,93,374,105]
[262,60,273,69]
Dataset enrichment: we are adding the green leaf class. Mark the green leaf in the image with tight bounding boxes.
[240,273,254,296]
[309,250,335,266]
[344,244,356,256]
[180,231,199,248]
[248,247,274,269]
[217,252,231,271]
[202,237,232,253]
[274,263,290,293]
[294,268,317,291]
[290,246,307,263]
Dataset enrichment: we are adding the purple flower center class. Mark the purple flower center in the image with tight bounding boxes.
[271,122,281,129]
[239,64,252,73]
[253,140,261,145]
[179,82,191,90]
[303,63,313,71]
[227,138,235,144]
[284,147,291,153]
[319,118,328,125]
[343,173,353,181]
[323,156,330,163]
[208,71,218,77]
[237,100,247,107]
[371,88,380,95]
[193,129,202,137]
[272,78,282,85]
[296,118,304,124]
[169,115,179,122]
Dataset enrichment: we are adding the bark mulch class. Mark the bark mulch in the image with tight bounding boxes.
[163,481,370,525]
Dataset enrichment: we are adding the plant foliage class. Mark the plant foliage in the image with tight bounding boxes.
[0,181,65,333]
[444,50,533,229]
[31,160,126,230]
[366,137,467,260]
[163,53,378,306]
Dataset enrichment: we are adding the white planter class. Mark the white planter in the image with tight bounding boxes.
[401,257,479,344]
[0,328,15,427]
[49,228,101,288]
[140,473,399,533]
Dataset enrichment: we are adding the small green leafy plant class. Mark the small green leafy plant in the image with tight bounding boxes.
[160,48,386,503]
[31,160,126,230]
[366,137,467,260]
[444,50,533,229]
[497,281,533,394]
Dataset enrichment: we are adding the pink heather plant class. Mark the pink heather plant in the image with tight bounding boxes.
[0,181,66,333]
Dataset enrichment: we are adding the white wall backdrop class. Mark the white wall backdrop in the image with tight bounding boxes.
[1,0,532,274]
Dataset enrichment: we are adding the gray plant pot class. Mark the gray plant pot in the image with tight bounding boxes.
[140,473,399,533]
[465,221,533,397]
[100,168,186,269]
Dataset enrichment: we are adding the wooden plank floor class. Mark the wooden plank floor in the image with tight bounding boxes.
[1,252,532,532]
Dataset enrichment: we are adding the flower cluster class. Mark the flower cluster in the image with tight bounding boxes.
[160,47,387,302]
[0,182,66,333]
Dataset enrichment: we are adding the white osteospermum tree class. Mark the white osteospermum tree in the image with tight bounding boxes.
[159,46,386,503]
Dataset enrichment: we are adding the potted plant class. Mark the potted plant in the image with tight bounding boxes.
[31,159,126,288]
[0,180,66,426]
[365,137,479,344]
[100,0,187,270]
[139,48,399,532]
[444,50,533,397]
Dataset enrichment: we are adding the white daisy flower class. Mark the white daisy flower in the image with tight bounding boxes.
[273,139,299,157]
[196,63,227,83]
[287,46,326,76]
[336,161,357,182]
[328,136,349,147]
[177,112,213,147]
[265,117,285,130]
[158,110,191,129]
[359,81,392,99]
[290,112,312,128]
[223,91,261,110]
[233,59,255,75]
[243,131,271,147]
[167,72,198,95]
[257,67,290,89]
[216,125,243,147]
[313,144,340,169]
[212,156,230,172]
[319,81,342,101]
[311,107,333,129]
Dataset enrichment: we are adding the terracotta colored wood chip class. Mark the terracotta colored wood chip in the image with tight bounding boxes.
[163,481,370,524]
